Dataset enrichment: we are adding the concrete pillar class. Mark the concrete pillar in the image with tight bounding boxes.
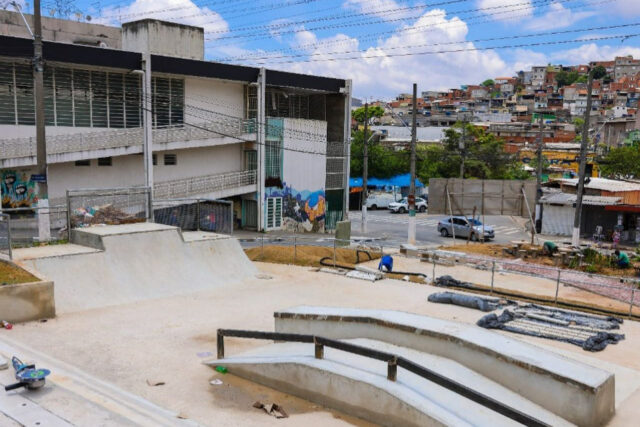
[342,80,352,221]
[257,68,266,231]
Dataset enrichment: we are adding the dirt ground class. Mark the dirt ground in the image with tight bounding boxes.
[0,259,38,285]
[245,245,381,267]
[440,243,640,278]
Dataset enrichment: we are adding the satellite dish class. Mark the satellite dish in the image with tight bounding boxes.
[86,15,92,21]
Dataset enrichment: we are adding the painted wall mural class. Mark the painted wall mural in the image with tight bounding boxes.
[1,170,37,209]
[267,183,325,232]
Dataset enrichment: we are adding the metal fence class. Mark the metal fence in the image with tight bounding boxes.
[1,206,69,248]
[153,198,234,234]
[67,187,152,230]
[0,213,10,259]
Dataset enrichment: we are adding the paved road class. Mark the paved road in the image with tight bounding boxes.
[348,210,530,246]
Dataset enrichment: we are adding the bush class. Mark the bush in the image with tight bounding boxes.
[585,264,600,274]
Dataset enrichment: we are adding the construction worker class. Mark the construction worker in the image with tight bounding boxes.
[542,241,558,256]
[614,250,630,269]
[378,255,393,272]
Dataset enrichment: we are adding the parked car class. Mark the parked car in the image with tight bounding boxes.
[437,216,495,241]
[365,193,397,210]
[389,197,427,213]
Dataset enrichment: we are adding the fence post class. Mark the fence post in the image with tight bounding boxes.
[490,261,496,295]
[314,338,324,359]
[228,201,233,235]
[432,256,436,284]
[333,239,337,267]
[196,199,201,231]
[629,288,636,319]
[294,236,297,264]
[66,189,72,242]
[261,235,265,260]
[555,269,561,304]
[217,331,225,359]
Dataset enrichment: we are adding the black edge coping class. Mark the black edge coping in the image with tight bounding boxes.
[151,54,259,83]
[1,35,346,92]
[0,35,142,70]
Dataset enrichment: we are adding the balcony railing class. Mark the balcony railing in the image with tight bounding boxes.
[0,118,256,161]
[154,169,257,200]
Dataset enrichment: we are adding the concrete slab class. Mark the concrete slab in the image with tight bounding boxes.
[209,338,571,427]
[18,223,257,313]
[275,306,614,426]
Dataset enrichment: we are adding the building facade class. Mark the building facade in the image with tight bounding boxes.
[0,13,351,232]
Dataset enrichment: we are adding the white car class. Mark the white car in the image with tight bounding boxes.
[389,197,427,213]
[365,193,397,210]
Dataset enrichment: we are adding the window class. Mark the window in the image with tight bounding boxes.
[163,154,177,165]
[152,77,184,128]
[265,140,281,179]
[152,154,157,166]
[75,159,90,166]
[0,61,144,129]
[245,150,257,171]
[98,157,112,166]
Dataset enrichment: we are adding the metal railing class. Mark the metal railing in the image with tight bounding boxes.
[67,187,152,231]
[1,118,257,161]
[216,329,547,427]
[0,213,11,259]
[154,170,257,200]
[153,198,234,234]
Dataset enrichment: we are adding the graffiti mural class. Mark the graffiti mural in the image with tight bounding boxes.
[1,170,37,209]
[267,183,325,232]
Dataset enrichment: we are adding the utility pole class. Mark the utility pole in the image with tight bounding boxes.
[534,110,544,243]
[33,0,50,241]
[361,102,368,233]
[572,69,595,247]
[459,117,466,179]
[408,84,417,244]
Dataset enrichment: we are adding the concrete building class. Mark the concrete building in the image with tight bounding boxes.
[0,12,351,233]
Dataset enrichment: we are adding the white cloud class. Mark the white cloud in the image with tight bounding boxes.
[587,0,640,17]
[477,0,534,22]
[97,0,228,37]
[550,43,640,64]
[509,48,548,73]
[343,0,418,21]
[272,9,508,97]
[525,3,594,31]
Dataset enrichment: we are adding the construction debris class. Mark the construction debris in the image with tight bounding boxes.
[477,305,625,352]
[71,205,145,227]
[253,401,289,419]
[434,275,474,289]
[428,292,516,312]
[146,379,165,387]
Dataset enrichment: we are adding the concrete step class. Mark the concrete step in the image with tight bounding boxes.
[274,306,615,426]
[207,338,571,427]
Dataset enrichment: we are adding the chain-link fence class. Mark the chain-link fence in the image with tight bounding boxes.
[153,199,233,234]
[1,206,69,248]
[0,213,11,259]
[67,187,152,230]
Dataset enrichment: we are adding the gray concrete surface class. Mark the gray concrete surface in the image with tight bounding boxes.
[16,223,257,313]
[275,306,615,426]
[209,338,570,426]
[0,280,55,323]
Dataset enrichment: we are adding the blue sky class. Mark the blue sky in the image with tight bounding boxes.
[14,0,640,98]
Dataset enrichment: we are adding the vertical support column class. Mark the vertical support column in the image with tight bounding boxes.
[256,68,267,231]
[387,357,398,381]
[217,331,225,359]
[142,53,154,220]
[629,288,635,319]
[342,80,352,221]
[314,338,324,359]
[490,261,496,295]
[555,269,561,304]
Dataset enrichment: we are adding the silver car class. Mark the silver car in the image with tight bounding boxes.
[437,216,495,241]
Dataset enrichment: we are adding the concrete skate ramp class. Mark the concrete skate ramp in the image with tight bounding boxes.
[275,306,615,426]
[17,223,256,313]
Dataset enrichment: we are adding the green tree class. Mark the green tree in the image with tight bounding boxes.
[352,105,385,123]
[350,130,409,179]
[591,65,607,80]
[555,70,579,87]
[599,146,640,179]
[481,79,495,87]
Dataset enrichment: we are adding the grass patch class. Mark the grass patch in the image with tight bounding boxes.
[245,245,381,268]
[0,260,38,285]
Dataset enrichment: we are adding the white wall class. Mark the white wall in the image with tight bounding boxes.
[155,144,243,182]
[185,77,245,119]
[282,118,327,193]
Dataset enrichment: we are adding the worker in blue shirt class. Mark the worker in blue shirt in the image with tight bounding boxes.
[378,255,393,272]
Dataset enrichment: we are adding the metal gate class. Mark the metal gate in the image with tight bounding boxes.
[242,199,258,229]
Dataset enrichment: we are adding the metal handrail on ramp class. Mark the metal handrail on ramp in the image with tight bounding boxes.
[216,328,548,427]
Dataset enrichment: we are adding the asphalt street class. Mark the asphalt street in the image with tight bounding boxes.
[348,209,531,247]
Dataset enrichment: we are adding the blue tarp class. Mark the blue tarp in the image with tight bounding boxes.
[349,173,424,188]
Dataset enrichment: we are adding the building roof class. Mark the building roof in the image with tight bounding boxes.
[558,178,640,192]
[544,143,582,150]
[540,192,621,206]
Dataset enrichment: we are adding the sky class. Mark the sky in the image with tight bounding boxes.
[12,0,640,98]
